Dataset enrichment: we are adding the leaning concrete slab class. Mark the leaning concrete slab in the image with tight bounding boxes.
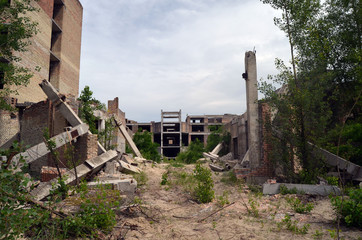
[211,143,223,155]
[309,143,362,181]
[30,150,117,201]
[113,116,142,158]
[11,123,89,167]
[263,183,341,196]
[39,80,106,154]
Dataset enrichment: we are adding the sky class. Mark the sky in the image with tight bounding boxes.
[79,0,290,123]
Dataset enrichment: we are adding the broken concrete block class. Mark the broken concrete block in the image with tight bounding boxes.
[122,154,138,166]
[87,179,137,193]
[104,161,117,175]
[202,152,218,161]
[262,183,341,196]
[209,163,224,172]
[118,160,141,174]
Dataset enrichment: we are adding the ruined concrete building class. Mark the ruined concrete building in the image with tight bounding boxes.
[127,111,236,158]
[0,0,83,148]
[0,0,84,179]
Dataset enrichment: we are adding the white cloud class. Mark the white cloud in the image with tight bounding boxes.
[79,0,290,122]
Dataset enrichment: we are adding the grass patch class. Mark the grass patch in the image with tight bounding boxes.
[132,171,148,187]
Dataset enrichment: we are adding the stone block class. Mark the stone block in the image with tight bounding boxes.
[87,179,137,193]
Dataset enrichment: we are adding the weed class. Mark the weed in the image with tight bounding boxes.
[217,191,230,207]
[212,221,217,229]
[194,163,214,203]
[286,196,314,214]
[133,171,148,187]
[277,215,309,234]
[326,176,339,186]
[330,188,362,228]
[247,194,260,218]
[248,184,262,196]
[133,196,143,205]
[161,172,169,185]
[221,171,242,186]
[313,229,324,240]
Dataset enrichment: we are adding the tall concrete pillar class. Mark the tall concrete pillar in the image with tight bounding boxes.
[243,51,260,168]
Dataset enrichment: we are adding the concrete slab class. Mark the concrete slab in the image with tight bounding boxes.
[39,80,106,154]
[30,150,117,201]
[118,160,141,174]
[211,143,223,155]
[88,179,137,193]
[113,117,142,158]
[263,183,341,196]
[12,123,89,168]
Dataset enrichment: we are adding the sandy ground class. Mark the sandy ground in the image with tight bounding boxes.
[108,162,362,240]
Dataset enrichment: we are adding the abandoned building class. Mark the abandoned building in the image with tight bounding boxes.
[126,111,236,158]
[0,0,83,149]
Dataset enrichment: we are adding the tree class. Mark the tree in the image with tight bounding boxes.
[133,129,161,162]
[0,0,38,110]
[260,0,362,181]
[78,86,104,134]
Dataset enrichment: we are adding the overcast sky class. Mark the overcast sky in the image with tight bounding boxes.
[79,0,290,122]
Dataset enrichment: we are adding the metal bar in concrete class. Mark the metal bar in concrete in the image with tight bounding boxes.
[30,150,117,201]
[113,116,143,158]
[12,123,89,167]
[39,80,106,154]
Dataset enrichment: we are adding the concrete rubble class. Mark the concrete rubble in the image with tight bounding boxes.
[4,81,146,201]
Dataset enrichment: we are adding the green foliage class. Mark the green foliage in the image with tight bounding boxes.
[277,214,310,234]
[98,116,117,150]
[260,0,362,182]
[161,172,169,185]
[132,171,148,187]
[326,176,339,186]
[247,194,260,217]
[330,188,362,228]
[0,144,44,240]
[193,163,214,203]
[248,184,262,195]
[133,129,161,162]
[286,196,314,214]
[279,184,305,195]
[216,191,230,207]
[176,139,204,164]
[78,86,104,134]
[0,0,39,111]
[220,171,242,186]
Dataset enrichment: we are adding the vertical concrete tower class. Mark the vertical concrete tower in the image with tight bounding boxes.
[244,51,260,169]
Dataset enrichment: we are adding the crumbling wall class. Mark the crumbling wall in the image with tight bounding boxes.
[108,97,126,153]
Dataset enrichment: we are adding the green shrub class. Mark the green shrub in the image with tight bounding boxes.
[279,184,304,195]
[133,171,148,187]
[176,139,204,164]
[326,176,339,186]
[277,215,310,234]
[221,171,242,186]
[133,129,161,162]
[161,172,168,185]
[193,163,214,203]
[330,188,362,228]
[216,191,230,207]
[286,197,314,214]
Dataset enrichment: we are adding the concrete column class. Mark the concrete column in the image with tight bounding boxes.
[244,51,260,168]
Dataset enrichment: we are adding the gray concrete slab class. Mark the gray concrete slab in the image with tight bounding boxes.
[88,179,137,193]
[30,150,117,201]
[113,117,142,158]
[118,160,141,174]
[263,183,341,196]
[12,123,89,168]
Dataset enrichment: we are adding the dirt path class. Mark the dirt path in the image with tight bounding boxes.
[111,162,362,240]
